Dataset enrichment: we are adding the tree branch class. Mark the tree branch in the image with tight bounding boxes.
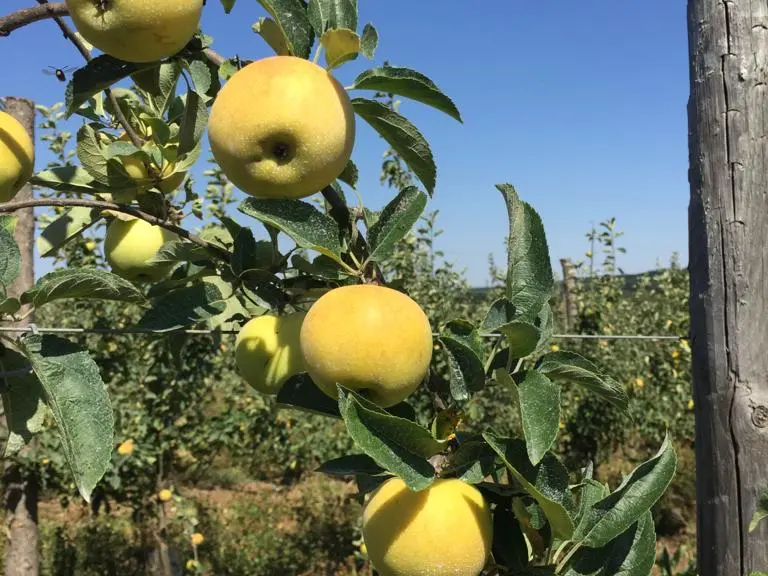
[0,199,231,263]
[32,0,146,151]
[320,185,385,284]
[0,3,67,36]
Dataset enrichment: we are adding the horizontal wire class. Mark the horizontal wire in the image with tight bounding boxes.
[0,325,687,341]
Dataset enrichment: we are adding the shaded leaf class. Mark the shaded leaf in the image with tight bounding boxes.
[37,207,101,258]
[367,186,427,261]
[256,0,314,59]
[22,268,146,308]
[1,348,47,456]
[138,280,227,332]
[492,505,531,572]
[276,372,341,418]
[484,432,575,539]
[573,435,676,548]
[0,226,20,289]
[31,166,99,195]
[239,198,342,262]
[352,98,436,194]
[339,388,435,491]
[20,335,113,502]
[65,55,152,115]
[536,351,629,411]
[318,454,387,477]
[496,369,559,465]
[338,159,359,188]
[178,90,209,156]
[147,241,214,265]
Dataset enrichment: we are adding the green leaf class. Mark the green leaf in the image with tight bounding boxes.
[307,0,330,35]
[232,231,275,278]
[536,351,629,411]
[256,0,314,59]
[147,241,214,265]
[276,373,341,418]
[30,166,100,195]
[0,225,20,290]
[367,186,428,261]
[749,488,768,532]
[0,298,20,316]
[338,159,359,188]
[185,59,213,96]
[253,17,291,55]
[481,297,542,358]
[351,67,462,122]
[497,184,554,318]
[318,454,387,477]
[339,388,435,491]
[76,124,135,190]
[65,55,152,115]
[138,280,227,332]
[352,98,436,195]
[495,369,559,465]
[438,319,485,401]
[178,90,209,156]
[564,511,656,576]
[360,24,378,59]
[443,439,496,484]
[239,198,343,263]
[329,0,358,30]
[0,216,17,235]
[492,505,531,572]
[484,432,575,539]
[573,435,677,548]
[20,334,114,502]
[22,268,146,308]
[37,207,101,258]
[1,348,47,457]
[574,479,610,535]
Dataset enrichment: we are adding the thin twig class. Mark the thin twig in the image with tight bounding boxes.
[32,0,145,150]
[0,198,232,263]
[320,185,386,284]
[0,3,68,36]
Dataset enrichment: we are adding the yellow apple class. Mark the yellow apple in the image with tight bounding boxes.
[0,110,35,203]
[299,284,433,407]
[64,0,204,63]
[362,477,493,576]
[208,55,355,199]
[235,312,307,395]
[104,217,176,281]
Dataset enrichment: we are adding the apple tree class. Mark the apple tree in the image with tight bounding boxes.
[0,1,676,574]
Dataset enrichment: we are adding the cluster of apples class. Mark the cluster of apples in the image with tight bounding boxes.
[0,2,497,574]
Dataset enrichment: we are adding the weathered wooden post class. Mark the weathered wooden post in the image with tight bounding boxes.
[560,258,577,331]
[688,1,768,574]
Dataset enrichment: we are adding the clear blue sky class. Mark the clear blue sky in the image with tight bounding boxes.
[3,0,689,286]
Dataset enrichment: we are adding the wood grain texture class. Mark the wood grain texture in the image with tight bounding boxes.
[688,1,768,574]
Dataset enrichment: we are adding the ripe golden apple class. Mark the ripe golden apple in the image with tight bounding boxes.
[208,56,355,199]
[104,217,176,281]
[64,0,204,63]
[235,312,307,395]
[299,284,432,407]
[0,110,35,203]
[362,477,493,576]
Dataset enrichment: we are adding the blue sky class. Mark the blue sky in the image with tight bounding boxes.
[3,0,689,286]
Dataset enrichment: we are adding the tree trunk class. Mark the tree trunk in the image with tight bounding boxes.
[1,97,39,576]
[687,2,768,575]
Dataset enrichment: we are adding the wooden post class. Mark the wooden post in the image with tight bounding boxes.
[688,1,768,574]
[2,97,39,576]
[560,258,577,331]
